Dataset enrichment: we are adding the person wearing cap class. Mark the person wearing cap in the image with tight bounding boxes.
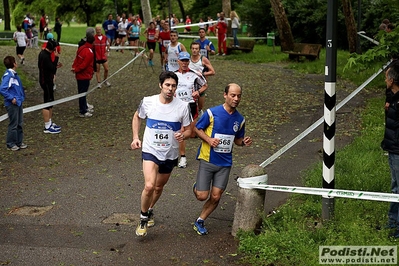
[164,30,186,71]
[41,33,62,90]
[175,51,207,168]
[38,38,62,134]
[131,71,192,237]
[193,83,252,235]
[71,28,96,118]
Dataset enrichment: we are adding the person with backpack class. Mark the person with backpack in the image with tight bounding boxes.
[71,28,96,118]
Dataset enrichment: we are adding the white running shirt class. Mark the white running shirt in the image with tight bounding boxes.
[138,95,192,160]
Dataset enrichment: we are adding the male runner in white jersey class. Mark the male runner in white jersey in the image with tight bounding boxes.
[189,42,215,115]
[175,51,207,168]
[165,30,186,72]
[131,71,192,237]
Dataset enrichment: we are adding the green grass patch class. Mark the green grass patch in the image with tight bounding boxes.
[237,97,394,265]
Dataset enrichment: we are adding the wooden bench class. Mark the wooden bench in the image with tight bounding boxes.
[283,43,322,61]
[226,39,255,55]
[0,31,14,41]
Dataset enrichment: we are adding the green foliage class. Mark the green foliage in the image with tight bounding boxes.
[238,96,394,265]
[345,27,399,72]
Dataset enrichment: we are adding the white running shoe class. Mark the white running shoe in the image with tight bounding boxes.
[178,157,187,168]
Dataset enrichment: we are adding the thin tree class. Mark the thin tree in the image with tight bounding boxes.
[140,0,152,26]
[177,0,185,20]
[3,0,11,30]
[341,0,357,53]
[270,0,294,51]
[222,0,231,16]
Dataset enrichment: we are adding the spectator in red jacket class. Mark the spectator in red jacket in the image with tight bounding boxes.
[71,28,95,118]
[216,12,227,55]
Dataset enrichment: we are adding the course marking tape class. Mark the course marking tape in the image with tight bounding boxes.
[171,20,226,30]
[177,34,266,40]
[357,31,380,45]
[0,49,145,122]
[259,59,392,168]
[237,176,399,203]
[39,39,143,50]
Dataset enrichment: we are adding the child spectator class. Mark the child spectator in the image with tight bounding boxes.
[0,56,27,151]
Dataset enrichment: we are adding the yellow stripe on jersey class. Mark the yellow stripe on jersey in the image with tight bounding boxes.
[198,110,215,162]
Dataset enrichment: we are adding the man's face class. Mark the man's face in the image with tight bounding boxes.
[178,59,190,71]
[224,85,242,109]
[386,69,393,90]
[220,12,225,19]
[170,33,178,43]
[160,78,177,101]
[199,30,206,38]
[191,44,200,56]
[96,27,102,35]
[108,15,113,21]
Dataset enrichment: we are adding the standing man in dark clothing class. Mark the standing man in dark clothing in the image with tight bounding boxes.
[38,39,62,134]
[54,17,62,42]
[381,64,399,238]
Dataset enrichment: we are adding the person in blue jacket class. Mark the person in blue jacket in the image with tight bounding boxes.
[102,14,119,48]
[0,56,27,151]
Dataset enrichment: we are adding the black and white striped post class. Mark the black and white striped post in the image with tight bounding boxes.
[322,0,338,220]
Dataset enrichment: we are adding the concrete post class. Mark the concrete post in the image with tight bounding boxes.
[231,164,267,236]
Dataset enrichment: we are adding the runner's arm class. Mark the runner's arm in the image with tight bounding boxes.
[131,111,142,149]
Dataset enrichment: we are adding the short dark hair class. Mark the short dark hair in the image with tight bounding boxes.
[3,55,16,69]
[198,28,206,32]
[170,30,178,36]
[387,23,395,31]
[190,42,200,49]
[159,71,178,86]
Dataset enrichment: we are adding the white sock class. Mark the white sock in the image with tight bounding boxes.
[45,121,52,129]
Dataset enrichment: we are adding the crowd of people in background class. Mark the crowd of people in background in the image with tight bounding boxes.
[19,12,63,49]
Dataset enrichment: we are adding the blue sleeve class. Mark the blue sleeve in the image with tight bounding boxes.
[195,110,210,130]
[210,42,215,51]
[236,121,245,139]
[0,73,13,102]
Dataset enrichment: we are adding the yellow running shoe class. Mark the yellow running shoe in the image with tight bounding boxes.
[148,210,155,227]
[136,218,148,237]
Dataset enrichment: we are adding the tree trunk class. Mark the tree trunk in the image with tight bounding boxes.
[223,0,232,35]
[176,0,185,20]
[341,0,357,53]
[222,0,231,17]
[140,0,152,26]
[270,0,294,51]
[3,0,11,31]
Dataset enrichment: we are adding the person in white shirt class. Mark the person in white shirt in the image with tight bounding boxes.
[131,71,192,237]
[165,30,186,72]
[13,25,28,64]
[230,11,240,47]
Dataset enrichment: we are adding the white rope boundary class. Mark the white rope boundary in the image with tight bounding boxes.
[237,175,399,203]
[259,59,392,168]
[0,44,146,122]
